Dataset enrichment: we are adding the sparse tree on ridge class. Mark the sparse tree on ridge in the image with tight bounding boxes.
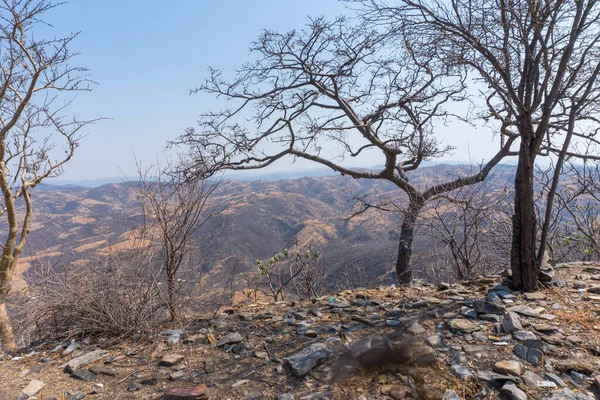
[174,17,515,284]
[359,0,600,291]
[0,0,95,351]
[133,161,225,321]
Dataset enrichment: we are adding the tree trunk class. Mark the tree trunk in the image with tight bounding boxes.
[0,299,15,351]
[396,199,424,284]
[167,274,176,322]
[511,144,539,291]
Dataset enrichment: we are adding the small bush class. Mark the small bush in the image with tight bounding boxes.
[22,247,164,341]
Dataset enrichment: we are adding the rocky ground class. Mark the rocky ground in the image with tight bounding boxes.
[2,262,600,399]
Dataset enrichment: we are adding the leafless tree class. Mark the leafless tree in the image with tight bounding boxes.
[551,157,600,261]
[360,0,600,290]
[420,172,512,280]
[173,17,514,284]
[133,161,224,321]
[0,1,96,351]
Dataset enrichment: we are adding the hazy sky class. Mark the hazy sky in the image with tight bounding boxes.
[44,1,504,181]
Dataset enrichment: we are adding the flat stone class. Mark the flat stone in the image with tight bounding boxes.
[216,332,243,347]
[513,331,538,341]
[164,385,209,400]
[545,372,566,388]
[542,389,595,400]
[500,381,527,400]
[285,343,331,377]
[474,300,505,315]
[588,284,600,293]
[407,322,426,335]
[460,307,477,319]
[570,371,589,386]
[508,305,540,317]
[463,344,496,355]
[170,370,185,381]
[21,379,45,397]
[494,360,524,376]
[526,348,544,366]
[555,360,596,375]
[524,292,547,300]
[448,318,480,334]
[425,334,444,348]
[159,354,184,367]
[503,312,523,333]
[64,350,109,373]
[451,364,475,380]
[480,314,502,323]
[276,394,295,400]
[533,324,558,333]
[447,352,467,365]
[70,369,96,382]
[442,390,460,400]
[521,371,544,388]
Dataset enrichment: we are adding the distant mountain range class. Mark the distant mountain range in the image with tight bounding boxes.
[13,164,517,294]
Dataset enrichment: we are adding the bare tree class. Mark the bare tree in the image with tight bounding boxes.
[0,1,95,351]
[552,158,600,261]
[174,17,514,284]
[420,172,512,280]
[133,162,224,321]
[360,0,600,290]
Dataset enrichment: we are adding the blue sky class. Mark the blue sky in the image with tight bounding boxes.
[44,1,501,181]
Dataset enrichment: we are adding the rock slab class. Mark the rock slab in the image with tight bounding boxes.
[21,379,45,397]
[164,385,208,400]
[64,350,109,373]
[285,343,331,376]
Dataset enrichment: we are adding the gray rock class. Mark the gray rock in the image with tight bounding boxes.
[508,305,540,317]
[526,348,544,366]
[216,332,243,347]
[521,371,544,388]
[407,322,426,335]
[128,383,141,392]
[425,334,444,348]
[539,267,555,282]
[514,343,529,360]
[277,395,295,400]
[480,314,502,323]
[474,300,505,315]
[161,329,185,345]
[542,389,595,400]
[448,318,480,334]
[513,331,538,341]
[573,281,587,289]
[545,372,566,388]
[451,365,475,380]
[500,381,527,400]
[64,350,109,373]
[570,371,589,386]
[285,343,331,376]
[503,311,523,333]
[69,369,96,382]
[169,370,185,381]
[487,291,502,303]
[460,306,478,319]
[552,276,567,288]
[447,352,467,365]
[442,390,460,400]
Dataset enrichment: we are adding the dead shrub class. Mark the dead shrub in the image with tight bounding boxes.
[21,247,164,341]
